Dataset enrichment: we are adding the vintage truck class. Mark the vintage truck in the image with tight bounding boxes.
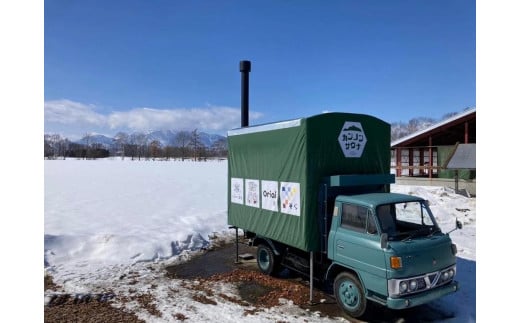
[227,112,461,318]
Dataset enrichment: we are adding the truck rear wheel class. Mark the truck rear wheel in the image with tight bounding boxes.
[334,272,367,318]
[256,244,279,276]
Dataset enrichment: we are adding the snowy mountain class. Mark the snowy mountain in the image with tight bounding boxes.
[75,134,115,147]
[72,131,226,148]
[145,130,179,146]
[146,130,225,147]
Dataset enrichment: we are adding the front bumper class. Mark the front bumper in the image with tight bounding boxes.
[386,280,458,310]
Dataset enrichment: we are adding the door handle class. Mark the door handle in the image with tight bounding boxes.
[337,244,344,249]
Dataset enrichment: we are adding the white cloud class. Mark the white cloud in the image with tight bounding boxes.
[44,99,263,136]
[44,99,106,126]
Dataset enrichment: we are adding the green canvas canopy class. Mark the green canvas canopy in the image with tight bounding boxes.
[227,112,390,252]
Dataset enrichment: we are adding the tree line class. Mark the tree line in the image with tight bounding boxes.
[389,111,463,141]
[44,129,228,160]
[45,110,465,159]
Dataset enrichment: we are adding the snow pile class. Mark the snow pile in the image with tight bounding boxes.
[44,158,475,322]
[391,184,476,261]
[44,159,230,270]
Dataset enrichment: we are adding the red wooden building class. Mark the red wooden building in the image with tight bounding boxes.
[391,108,476,195]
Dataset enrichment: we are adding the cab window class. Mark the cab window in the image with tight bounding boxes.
[341,203,376,234]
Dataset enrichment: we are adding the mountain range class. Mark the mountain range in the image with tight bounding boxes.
[75,130,226,148]
[55,111,464,149]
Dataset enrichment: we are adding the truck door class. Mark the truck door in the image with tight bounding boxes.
[334,203,387,295]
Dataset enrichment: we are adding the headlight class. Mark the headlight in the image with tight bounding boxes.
[442,271,450,281]
[409,280,418,291]
[447,269,454,279]
[399,281,408,293]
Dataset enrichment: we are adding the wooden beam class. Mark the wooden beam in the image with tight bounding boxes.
[429,136,433,179]
[465,121,469,144]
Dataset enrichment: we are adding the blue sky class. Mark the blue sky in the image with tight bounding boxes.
[44,0,475,139]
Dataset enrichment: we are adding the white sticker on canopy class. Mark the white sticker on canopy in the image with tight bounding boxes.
[245,179,260,208]
[230,178,244,204]
[280,181,300,216]
[261,180,279,212]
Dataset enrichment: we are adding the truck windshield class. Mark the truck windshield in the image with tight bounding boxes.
[376,201,440,240]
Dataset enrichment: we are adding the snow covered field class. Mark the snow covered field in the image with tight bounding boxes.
[44,158,476,322]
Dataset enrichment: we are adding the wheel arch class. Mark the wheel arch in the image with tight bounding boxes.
[326,263,366,291]
[251,236,282,256]
[327,263,388,306]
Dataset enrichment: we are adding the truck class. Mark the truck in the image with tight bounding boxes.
[227,112,461,318]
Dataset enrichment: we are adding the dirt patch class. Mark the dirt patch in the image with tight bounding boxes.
[164,241,458,322]
[173,312,188,321]
[166,241,347,319]
[192,293,218,305]
[44,240,456,322]
[44,293,144,323]
[44,274,60,292]
[237,281,274,304]
[135,293,162,317]
[165,241,257,279]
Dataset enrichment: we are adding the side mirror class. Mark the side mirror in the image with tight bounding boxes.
[381,233,389,249]
[448,219,463,234]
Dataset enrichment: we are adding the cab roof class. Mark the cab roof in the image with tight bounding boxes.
[336,192,425,209]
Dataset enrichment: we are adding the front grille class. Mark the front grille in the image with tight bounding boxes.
[428,274,437,284]
[417,278,427,290]
[388,265,456,297]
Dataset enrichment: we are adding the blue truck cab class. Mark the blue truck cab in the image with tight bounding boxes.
[327,192,459,317]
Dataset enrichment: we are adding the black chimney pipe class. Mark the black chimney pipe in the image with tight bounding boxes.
[239,60,251,128]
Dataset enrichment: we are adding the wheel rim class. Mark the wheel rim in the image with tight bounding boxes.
[258,248,270,271]
[338,280,360,311]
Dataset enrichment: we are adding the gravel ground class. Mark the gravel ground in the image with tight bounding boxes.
[43,242,345,322]
[44,274,145,323]
[44,269,340,323]
[44,242,456,322]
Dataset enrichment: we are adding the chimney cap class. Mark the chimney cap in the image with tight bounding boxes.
[239,60,251,72]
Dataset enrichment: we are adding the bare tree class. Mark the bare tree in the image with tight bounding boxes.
[113,132,128,160]
[149,140,162,160]
[175,131,191,161]
[407,118,420,134]
[164,145,175,160]
[128,132,146,160]
[44,136,53,158]
[44,134,68,159]
[189,129,202,160]
[44,134,56,158]
[442,112,459,120]
[211,137,228,158]
[81,133,93,159]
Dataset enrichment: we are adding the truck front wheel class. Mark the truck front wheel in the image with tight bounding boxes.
[256,244,279,276]
[334,272,367,318]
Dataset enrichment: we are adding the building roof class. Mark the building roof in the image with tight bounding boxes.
[391,108,476,148]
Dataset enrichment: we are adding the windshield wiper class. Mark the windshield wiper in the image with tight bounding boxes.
[401,231,418,242]
[427,227,442,238]
[402,228,431,241]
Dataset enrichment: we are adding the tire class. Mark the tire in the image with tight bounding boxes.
[256,244,279,276]
[334,272,367,318]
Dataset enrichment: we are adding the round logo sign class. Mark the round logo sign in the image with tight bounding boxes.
[337,121,367,158]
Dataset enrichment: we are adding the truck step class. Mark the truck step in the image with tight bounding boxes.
[238,253,255,260]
